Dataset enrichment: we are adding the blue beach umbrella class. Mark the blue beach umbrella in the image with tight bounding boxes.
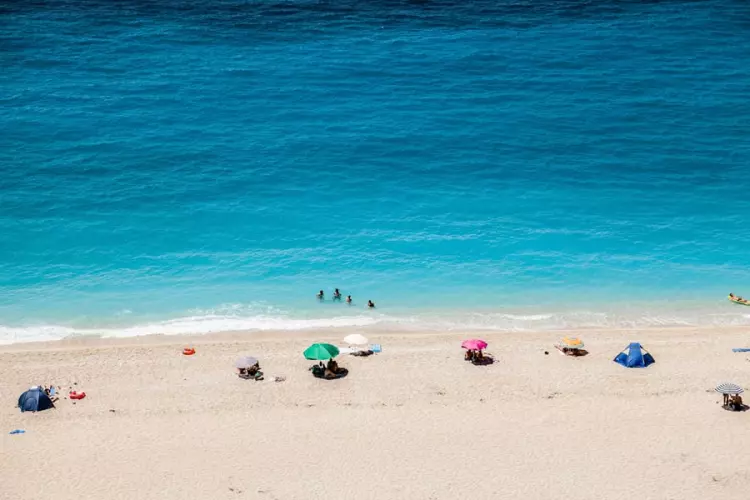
[18,387,54,413]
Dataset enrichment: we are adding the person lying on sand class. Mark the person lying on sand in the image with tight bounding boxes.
[351,349,373,357]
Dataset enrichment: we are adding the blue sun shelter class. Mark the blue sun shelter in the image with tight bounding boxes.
[614,342,655,368]
[18,387,54,412]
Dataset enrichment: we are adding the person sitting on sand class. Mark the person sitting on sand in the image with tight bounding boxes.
[730,394,744,410]
[317,290,324,300]
[475,350,484,361]
[333,288,342,300]
[346,295,352,304]
[238,362,263,380]
[465,349,474,361]
[367,300,375,308]
[44,385,59,403]
[322,359,341,379]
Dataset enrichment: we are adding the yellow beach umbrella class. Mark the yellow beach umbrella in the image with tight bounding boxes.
[561,337,584,349]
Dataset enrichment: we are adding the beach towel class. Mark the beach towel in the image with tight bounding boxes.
[732,348,750,352]
[370,344,382,353]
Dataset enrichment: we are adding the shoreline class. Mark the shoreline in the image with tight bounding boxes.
[2,324,749,353]
[2,298,750,346]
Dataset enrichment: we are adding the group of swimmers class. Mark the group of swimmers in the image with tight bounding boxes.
[317,288,375,308]
[729,293,749,304]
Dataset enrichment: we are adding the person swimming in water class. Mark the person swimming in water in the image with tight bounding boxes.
[333,288,342,300]
[346,295,352,304]
[367,300,375,308]
[317,290,324,300]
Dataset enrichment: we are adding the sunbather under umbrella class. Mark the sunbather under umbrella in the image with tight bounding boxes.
[716,383,744,409]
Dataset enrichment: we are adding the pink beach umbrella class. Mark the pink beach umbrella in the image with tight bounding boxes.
[461,339,488,351]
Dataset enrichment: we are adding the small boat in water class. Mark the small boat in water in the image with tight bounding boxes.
[728,294,750,306]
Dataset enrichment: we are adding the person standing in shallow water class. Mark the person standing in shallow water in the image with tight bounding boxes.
[346,295,352,305]
[367,300,375,308]
[317,290,324,300]
[333,288,342,300]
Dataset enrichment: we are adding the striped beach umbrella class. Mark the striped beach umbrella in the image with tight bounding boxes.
[715,383,744,395]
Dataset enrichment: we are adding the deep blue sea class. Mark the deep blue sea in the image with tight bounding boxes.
[2,0,750,343]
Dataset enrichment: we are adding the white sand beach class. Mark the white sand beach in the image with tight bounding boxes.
[2,327,749,500]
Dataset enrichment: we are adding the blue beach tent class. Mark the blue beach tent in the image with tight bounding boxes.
[18,387,54,413]
[613,342,655,368]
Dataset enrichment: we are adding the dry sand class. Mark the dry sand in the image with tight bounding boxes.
[1,327,749,500]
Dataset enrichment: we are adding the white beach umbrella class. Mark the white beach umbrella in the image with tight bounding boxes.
[343,333,369,346]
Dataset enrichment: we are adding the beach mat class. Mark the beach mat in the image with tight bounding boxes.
[732,348,750,352]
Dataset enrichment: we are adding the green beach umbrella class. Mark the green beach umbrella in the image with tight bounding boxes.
[304,343,340,360]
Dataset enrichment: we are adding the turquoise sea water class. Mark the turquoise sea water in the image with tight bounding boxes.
[2,1,750,343]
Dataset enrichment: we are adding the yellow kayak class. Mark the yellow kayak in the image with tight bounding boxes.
[729,295,750,306]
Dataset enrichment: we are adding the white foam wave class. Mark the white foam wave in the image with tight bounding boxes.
[2,308,750,345]
[0,314,382,345]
